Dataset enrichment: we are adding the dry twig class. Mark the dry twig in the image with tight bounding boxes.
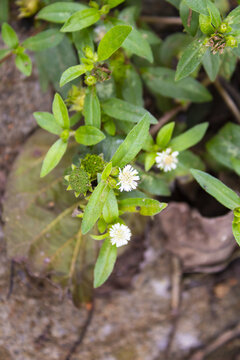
[214,79,240,124]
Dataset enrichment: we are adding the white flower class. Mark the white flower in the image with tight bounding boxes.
[155,148,179,172]
[117,165,140,192]
[94,25,107,43]
[109,223,131,247]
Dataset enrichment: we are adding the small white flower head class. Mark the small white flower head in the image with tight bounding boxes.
[117,165,140,192]
[109,223,131,247]
[155,148,179,172]
[94,25,107,43]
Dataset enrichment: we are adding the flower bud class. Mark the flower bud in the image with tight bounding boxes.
[226,36,237,48]
[100,4,110,15]
[84,46,94,60]
[85,75,97,86]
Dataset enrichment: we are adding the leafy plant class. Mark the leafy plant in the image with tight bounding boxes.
[2,0,240,306]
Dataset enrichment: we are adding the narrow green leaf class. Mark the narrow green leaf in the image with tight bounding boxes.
[52,93,70,129]
[101,162,112,181]
[231,158,240,176]
[202,49,220,82]
[22,29,64,52]
[207,0,221,28]
[36,2,87,23]
[82,181,110,234]
[40,138,68,177]
[94,238,117,288]
[191,169,240,210]
[15,53,32,76]
[103,189,119,223]
[33,112,62,135]
[108,0,125,9]
[232,221,240,246]
[75,126,105,145]
[169,122,208,152]
[111,114,150,167]
[175,38,207,81]
[1,23,18,48]
[144,152,156,172]
[60,64,90,87]
[102,98,157,124]
[122,28,153,63]
[119,198,167,216]
[184,0,209,15]
[180,1,199,37]
[61,8,100,32]
[84,87,101,128]
[97,25,132,61]
[156,122,175,148]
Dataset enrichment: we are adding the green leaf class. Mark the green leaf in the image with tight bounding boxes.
[33,112,62,135]
[84,87,101,129]
[1,22,18,48]
[3,130,95,306]
[40,138,67,177]
[166,0,181,8]
[144,152,156,172]
[0,48,11,61]
[232,220,240,246]
[142,67,212,103]
[22,29,64,52]
[108,0,125,9]
[101,162,112,181]
[184,0,209,15]
[52,93,70,129]
[169,122,208,152]
[191,169,240,210]
[207,0,221,28]
[180,1,199,37]
[61,8,100,32]
[103,189,119,223]
[156,122,175,148]
[225,5,240,25]
[15,53,32,76]
[82,181,110,234]
[119,198,167,216]
[0,0,9,23]
[202,48,220,82]
[94,238,117,288]
[111,114,150,167]
[60,64,90,87]
[207,122,240,171]
[160,33,192,67]
[138,170,171,196]
[36,2,87,23]
[75,126,105,145]
[122,66,143,107]
[175,38,207,81]
[73,28,93,59]
[102,98,157,124]
[97,25,132,61]
[231,158,240,176]
[122,28,153,63]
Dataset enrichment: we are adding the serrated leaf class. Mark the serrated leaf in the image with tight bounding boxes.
[61,8,100,33]
[102,98,157,124]
[84,87,101,128]
[111,115,150,167]
[82,181,110,234]
[175,38,207,81]
[41,138,67,177]
[36,2,87,23]
[15,53,32,76]
[75,125,105,145]
[191,169,240,210]
[94,238,117,288]
[1,22,18,48]
[119,198,167,216]
[97,25,132,61]
[169,122,208,151]
[22,29,64,52]
[142,67,212,103]
[52,93,70,129]
[34,112,62,135]
[60,64,90,87]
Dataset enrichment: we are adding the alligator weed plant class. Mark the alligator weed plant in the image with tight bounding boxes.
[2,0,240,304]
